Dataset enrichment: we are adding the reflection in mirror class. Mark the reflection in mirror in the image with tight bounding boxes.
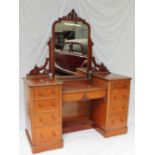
[54,21,88,76]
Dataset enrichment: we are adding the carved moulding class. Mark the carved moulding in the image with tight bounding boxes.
[91,57,110,73]
[29,58,50,75]
[59,9,85,22]
[29,56,110,76]
[81,57,110,74]
[28,9,110,76]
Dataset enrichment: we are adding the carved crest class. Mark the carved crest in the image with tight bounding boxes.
[60,9,84,21]
[29,58,50,75]
[91,57,110,73]
[81,57,110,74]
[28,9,110,77]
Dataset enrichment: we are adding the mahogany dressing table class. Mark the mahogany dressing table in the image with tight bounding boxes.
[24,10,131,153]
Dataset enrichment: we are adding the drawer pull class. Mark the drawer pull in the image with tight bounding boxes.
[50,103,56,108]
[52,92,56,96]
[51,116,56,120]
[112,120,115,124]
[123,94,126,98]
[81,94,90,102]
[40,134,44,139]
[114,96,117,99]
[39,118,43,122]
[122,106,125,110]
[39,93,43,97]
[120,118,124,123]
[123,84,127,88]
[51,131,56,137]
[39,104,43,108]
[113,107,115,111]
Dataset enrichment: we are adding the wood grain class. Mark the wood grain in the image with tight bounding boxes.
[24,73,131,153]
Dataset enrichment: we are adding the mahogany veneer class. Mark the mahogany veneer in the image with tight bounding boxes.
[24,9,131,154]
[24,73,131,153]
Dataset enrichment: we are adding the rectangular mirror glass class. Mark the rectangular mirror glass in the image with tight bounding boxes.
[54,21,88,76]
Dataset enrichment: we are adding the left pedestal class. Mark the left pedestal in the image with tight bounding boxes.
[24,77,63,153]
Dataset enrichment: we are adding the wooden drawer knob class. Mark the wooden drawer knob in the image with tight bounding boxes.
[124,83,129,88]
[51,116,55,120]
[52,91,56,95]
[114,96,117,99]
[120,118,124,123]
[123,94,126,98]
[81,94,89,102]
[113,107,116,111]
[51,131,56,136]
[39,118,43,122]
[39,93,43,97]
[112,120,115,124]
[122,106,125,110]
[51,103,56,107]
[40,134,44,139]
[39,104,43,108]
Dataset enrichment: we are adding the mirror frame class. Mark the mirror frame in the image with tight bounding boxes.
[50,9,93,78]
[28,9,110,77]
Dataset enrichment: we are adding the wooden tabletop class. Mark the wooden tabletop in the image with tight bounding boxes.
[93,72,131,80]
[23,77,63,87]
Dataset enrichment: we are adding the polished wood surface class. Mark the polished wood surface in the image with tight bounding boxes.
[24,73,131,153]
[63,116,94,133]
[24,78,63,153]
[24,9,131,154]
[93,72,131,80]
[90,76,131,137]
[28,10,109,77]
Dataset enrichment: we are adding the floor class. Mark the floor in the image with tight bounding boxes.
[20,123,134,155]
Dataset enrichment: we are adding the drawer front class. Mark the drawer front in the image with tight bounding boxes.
[33,86,60,99]
[87,91,106,100]
[111,80,130,90]
[111,89,129,102]
[92,77,108,89]
[33,99,59,112]
[33,125,61,145]
[107,113,127,129]
[33,111,60,127]
[109,101,128,114]
[63,90,106,102]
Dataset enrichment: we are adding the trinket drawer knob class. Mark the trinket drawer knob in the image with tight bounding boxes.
[81,94,90,102]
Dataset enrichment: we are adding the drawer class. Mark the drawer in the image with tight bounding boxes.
[107,113,127,129]
[63,90,106,102]
[33,86,60,99]
[33,125,61,145]
[92,77,108,89]
[111,89,129,102]
[111,80,130,90]
[33,99,59,112]
[109,101,128,114]
[33,111,60,127]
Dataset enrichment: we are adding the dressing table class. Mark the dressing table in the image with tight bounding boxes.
[24,10,131,153]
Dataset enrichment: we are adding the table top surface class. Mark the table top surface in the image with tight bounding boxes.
[24,73,131,87]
